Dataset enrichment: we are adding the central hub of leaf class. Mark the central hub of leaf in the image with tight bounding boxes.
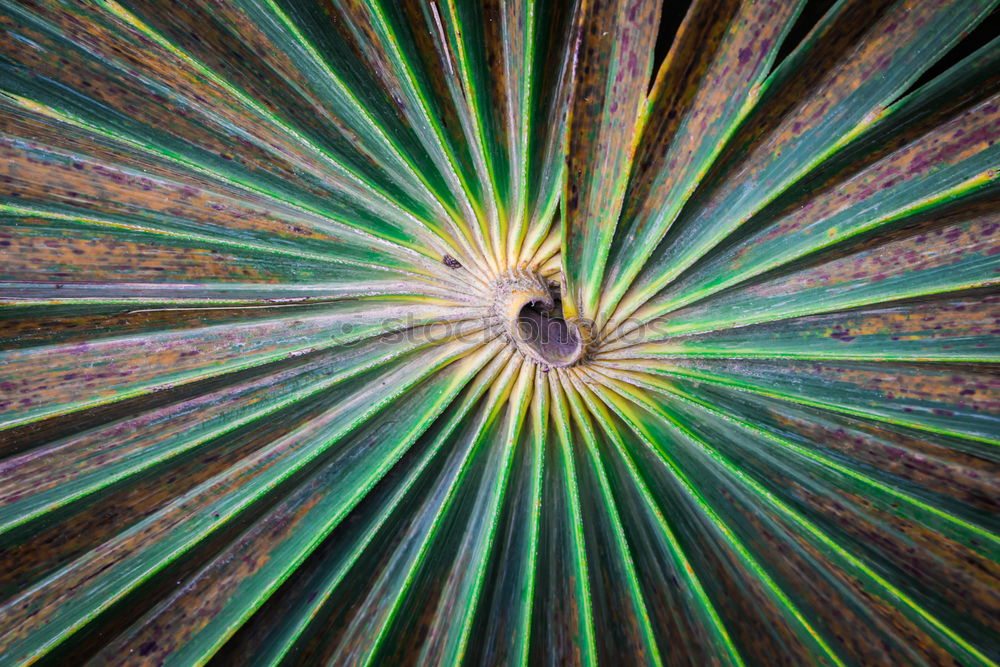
[516,296,584,366]
[490,269,587,368]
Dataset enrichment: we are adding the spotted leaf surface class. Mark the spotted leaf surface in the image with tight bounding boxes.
[1,1,999,665]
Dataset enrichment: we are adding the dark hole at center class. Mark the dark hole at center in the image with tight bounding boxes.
[517,297,580,362]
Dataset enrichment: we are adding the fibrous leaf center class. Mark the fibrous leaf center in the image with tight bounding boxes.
[489,268,587,368]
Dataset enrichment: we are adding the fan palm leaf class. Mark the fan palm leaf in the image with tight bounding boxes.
[0,0,998,664]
